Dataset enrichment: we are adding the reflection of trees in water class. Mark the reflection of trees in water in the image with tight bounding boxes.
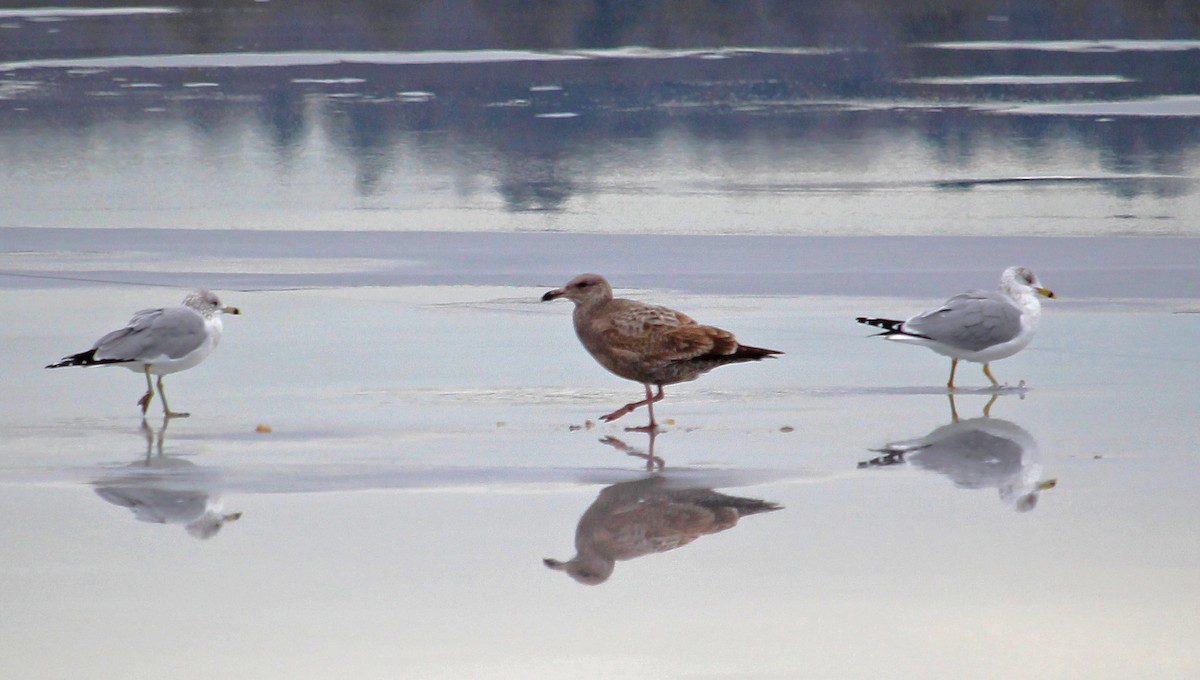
[322,100,409,196]
[1090,118,1199,178]
[1039,116,1197,199]
[486,110,583,212]
[315,94,593,204]
[257,88,310,162]
[5,73,1197,209]
[911,110,1199,196]
[7,0,1200,208]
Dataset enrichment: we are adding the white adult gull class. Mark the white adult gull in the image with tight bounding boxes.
[542,273,782,431]
[856,266,1055,389]
[46,290,240,418]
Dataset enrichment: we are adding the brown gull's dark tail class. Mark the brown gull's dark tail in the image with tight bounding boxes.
[674,489,784,516]
[734,344,783,359]
[700,343,783,365]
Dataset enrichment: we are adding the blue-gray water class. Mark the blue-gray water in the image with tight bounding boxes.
[4,3,1200,237]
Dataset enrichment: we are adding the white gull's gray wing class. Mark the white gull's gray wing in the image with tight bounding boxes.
[903,290,1023,352]
[93,306,207,362]
[94,486,209,524]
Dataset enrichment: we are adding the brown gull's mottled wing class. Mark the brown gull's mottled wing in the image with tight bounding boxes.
[595,500,737,560]
[600,301,738,364]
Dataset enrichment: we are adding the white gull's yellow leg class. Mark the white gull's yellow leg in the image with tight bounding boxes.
[157,375,190,419]
[138,365,155,415]
[983,393,999,417]
[982,363,1000,387]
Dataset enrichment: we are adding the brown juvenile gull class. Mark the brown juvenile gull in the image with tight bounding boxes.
[856,266,1055,390]
[46,290,241,418]
[542,273,782,431]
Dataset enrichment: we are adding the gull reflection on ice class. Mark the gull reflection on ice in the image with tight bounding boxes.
[598,431,665,470]
[92,419,242,539]
[859,395,1057,512]
[545,437,782,585]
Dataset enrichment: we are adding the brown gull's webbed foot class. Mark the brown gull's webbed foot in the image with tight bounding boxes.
[600,402,639,423]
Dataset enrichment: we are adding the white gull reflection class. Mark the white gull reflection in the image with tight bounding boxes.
[859,395,1057,512]
[92,419,242,540]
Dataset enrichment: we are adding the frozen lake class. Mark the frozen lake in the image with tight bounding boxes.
[2,3,1199,679]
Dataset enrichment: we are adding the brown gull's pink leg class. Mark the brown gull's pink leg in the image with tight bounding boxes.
[600,384,665,431]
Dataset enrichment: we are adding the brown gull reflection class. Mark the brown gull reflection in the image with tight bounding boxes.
[92,419,242,539]
[598,430,665,471]
[544,463,782,585]
[859,394,1057,512]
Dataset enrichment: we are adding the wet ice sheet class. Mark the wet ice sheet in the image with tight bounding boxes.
[4,230,1200,300]
[1,282,1198,679]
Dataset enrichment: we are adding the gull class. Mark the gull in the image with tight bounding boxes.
[542,273,782,431]
[46,290,240,418]
[856,266,1055,389]
[858,394,1057,512]
[600,432,665,471]
[544,476,782,585]
[93,419,242,539]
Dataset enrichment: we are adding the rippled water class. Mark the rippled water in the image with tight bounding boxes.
[3,4,1200,236]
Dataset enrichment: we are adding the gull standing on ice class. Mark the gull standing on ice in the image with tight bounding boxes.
[542,273,782,431]
[46,290,241,418]
[856,266,1055,389]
